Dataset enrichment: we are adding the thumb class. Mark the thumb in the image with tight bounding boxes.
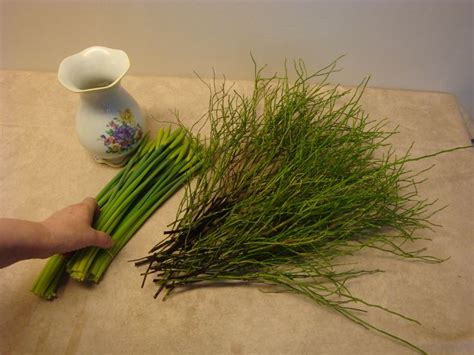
[90,230,114,249]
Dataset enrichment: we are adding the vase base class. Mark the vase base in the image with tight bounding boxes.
[93,154,129,168]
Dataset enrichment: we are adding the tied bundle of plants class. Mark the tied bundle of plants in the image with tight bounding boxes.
[136,60,464,352]
[32,127,201,299]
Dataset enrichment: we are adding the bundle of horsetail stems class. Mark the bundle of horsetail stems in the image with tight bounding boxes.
[135,60,465,353]
[31,126,201,299]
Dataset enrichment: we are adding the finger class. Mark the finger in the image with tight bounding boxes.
[81,197,99,223]
[90,230,114,249]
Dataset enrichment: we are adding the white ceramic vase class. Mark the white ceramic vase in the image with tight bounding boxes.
[58,46,146,166]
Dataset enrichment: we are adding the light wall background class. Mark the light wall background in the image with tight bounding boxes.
[1,0,473,117]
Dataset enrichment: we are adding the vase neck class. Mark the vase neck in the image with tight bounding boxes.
[79,82,123,103]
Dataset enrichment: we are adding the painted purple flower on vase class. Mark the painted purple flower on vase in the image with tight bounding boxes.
[99,108,143,154]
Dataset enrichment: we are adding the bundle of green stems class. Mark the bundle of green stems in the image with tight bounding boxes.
[136,61,463,353]
[32,126,201,299]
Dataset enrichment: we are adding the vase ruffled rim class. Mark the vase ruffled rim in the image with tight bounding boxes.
[58,46,130,93]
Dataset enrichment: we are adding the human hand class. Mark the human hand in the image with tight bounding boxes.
[40,197,113,255]
[0,198,113,268]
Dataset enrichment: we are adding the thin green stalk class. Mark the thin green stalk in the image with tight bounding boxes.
[31,254,68,299]
[89,161,202,282]
[97,134,150,206]
[100,154,176,232]
[67,134,190,281]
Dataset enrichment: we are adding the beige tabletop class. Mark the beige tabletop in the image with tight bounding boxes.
[0,71,473,355]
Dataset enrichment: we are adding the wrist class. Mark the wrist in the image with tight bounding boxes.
[36,220,57,257]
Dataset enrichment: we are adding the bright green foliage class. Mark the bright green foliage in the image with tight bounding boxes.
[31,127,201,299]
[137,60,463,353]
